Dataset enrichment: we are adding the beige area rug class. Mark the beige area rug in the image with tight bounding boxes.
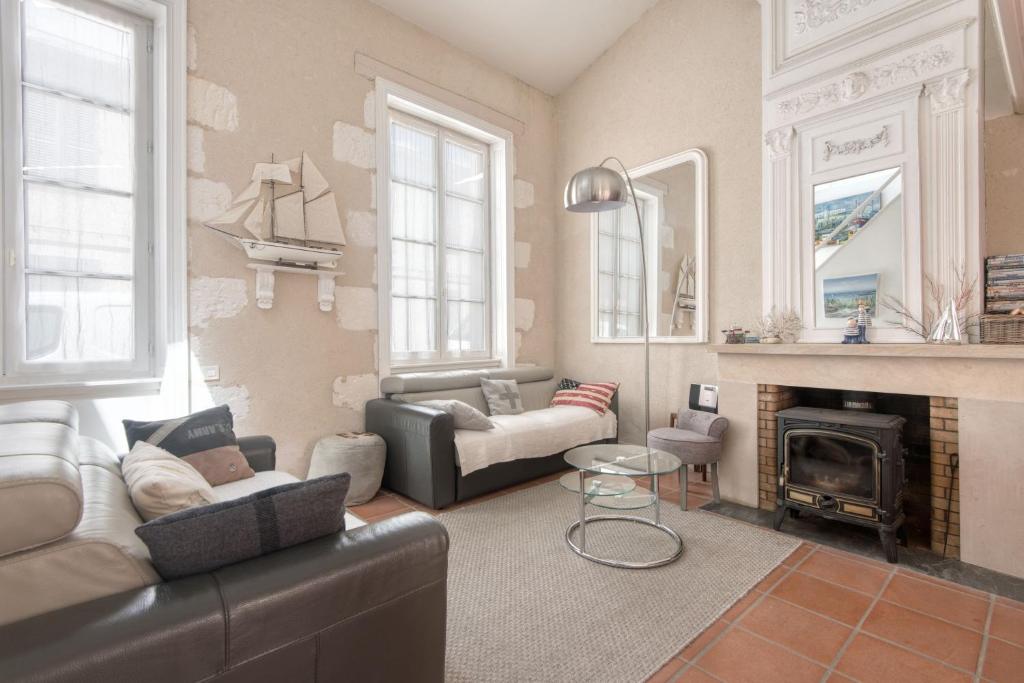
[440,481,799,682]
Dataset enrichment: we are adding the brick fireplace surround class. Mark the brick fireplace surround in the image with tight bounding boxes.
[757,385,961,558]
[711,343,1024,580]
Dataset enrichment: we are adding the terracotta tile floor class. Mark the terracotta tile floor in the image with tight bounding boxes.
[348,469,1024,683]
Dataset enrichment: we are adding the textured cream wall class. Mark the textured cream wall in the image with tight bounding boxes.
[186,0,557,476]
[554,0,762,444]
[984,114,1024,257]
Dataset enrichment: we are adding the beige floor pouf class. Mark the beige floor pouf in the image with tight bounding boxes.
[308,432,386,505]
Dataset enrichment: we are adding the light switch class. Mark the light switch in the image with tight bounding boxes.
[201,365,220,382]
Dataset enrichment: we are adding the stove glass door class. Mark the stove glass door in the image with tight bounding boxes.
[785,429,878,502]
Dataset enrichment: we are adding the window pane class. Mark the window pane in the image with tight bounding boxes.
[447,301,486,354]
[390,181,435,243]
[445,196,485,251]
[598,273,614,311]
[391,239,435,297]
[25,182,133,275]
[26,274,133,362]
[23,88,133,192]
[23,0,134,109]
[620,203,640,240]
[618,239,641,278]
[390,121,435,187]
[617,277,640,315]
[392,296,435,354]
[598,233,615,272]
[445,141,484,199]
[598,211,615,236]
[446,248,485,301]
[598,311,613,338]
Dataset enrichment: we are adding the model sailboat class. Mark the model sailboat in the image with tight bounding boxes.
[205,153,346,268]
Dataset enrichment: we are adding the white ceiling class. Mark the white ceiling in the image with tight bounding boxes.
[367,0,660,95]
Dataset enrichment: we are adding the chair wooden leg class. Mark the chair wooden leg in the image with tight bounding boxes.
[710,462,720,503]
[680,466,688,511]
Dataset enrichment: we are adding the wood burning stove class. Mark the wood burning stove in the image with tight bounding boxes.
[774,407,907,562]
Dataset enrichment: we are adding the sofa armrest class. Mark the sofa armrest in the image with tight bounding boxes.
[237,435,276,472]
[0,512,449,683]
[365,399,456,509]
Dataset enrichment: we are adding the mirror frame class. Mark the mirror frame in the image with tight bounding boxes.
[589,148,709,344]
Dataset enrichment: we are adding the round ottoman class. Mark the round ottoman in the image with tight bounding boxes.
[308,432,386,505]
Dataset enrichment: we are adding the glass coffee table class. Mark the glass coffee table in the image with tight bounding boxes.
[560,444,683,569]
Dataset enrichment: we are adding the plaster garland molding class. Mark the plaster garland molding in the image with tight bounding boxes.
[793,0,879,34]
[823,125,890,160]
[765,127,797,159]
[776,44,954,119]
[924,69,971,113]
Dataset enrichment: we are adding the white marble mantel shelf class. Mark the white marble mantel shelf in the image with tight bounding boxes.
[708,343,1024,360]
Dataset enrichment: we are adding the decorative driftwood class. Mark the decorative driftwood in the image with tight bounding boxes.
[880,267,978,339]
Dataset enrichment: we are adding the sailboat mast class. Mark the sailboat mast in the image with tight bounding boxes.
[299,150,308,247]
[269,153,277,241]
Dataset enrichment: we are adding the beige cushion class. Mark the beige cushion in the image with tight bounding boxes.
[122,442,217,522]
[393,378,558,415]
[416,400,494,430]
[0,457,159,626]
[181,445,255,486]
[0,422,83,557]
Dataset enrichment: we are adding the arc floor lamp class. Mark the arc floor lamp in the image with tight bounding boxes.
[564,158,650,437]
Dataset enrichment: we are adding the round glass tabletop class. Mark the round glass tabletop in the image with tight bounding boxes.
[564,444,681,476]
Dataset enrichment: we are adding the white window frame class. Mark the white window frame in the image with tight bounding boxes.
[0,0,187,397]
[376,79,514,376]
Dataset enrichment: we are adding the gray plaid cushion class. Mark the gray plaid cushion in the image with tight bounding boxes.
[480,378,524,415]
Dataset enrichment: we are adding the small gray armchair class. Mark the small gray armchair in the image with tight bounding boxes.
[647,408,729,510]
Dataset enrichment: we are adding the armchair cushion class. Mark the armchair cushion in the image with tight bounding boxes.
[675,408,730,439]
[123,405,236,457]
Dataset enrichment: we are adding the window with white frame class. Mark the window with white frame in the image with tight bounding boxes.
[1,0,157,382]
[595,196,653,338]
[387,108,496,367]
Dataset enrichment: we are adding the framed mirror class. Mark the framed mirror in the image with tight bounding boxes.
[813,167,905,330]
[590,149,708,343]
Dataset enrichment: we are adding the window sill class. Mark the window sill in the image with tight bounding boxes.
[0,376,163,400]
[390,358,502,375]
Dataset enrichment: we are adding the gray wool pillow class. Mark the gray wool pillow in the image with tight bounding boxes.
[480,378,524,416]
[416,399,495,430]
[135,473,350,580]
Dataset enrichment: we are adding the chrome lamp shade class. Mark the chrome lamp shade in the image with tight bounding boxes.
[563,166,628,212]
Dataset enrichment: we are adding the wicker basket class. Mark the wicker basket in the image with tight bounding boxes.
[980,314,1024,344]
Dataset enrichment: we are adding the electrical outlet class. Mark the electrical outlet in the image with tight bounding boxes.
[201,365,220,382]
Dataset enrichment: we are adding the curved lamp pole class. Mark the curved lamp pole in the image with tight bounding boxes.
[564,157,650,438]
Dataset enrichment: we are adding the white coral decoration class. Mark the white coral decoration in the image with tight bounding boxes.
[756,307,803,343]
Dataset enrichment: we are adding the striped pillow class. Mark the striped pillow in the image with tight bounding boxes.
[549,382,618,414]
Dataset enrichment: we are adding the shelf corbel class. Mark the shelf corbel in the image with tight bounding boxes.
[245,263,343,312]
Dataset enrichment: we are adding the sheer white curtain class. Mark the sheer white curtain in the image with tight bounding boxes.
[389,112,489,365]
[20,0,140,364]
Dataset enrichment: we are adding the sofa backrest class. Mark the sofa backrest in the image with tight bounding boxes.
[0,401,84,557]
[384,367,558,414]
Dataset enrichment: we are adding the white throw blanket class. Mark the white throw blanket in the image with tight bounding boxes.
[453,406,618,476]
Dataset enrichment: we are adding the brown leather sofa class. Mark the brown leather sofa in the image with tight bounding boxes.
[0,401,449,682]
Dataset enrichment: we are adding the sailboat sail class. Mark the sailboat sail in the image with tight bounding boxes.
[206,200,255,226]
[252,162,292,183]
[243,197,270,240]
[236,179,262,204]
[301,152,330,202]
[305,191,346,245]
[274,191,306,240]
